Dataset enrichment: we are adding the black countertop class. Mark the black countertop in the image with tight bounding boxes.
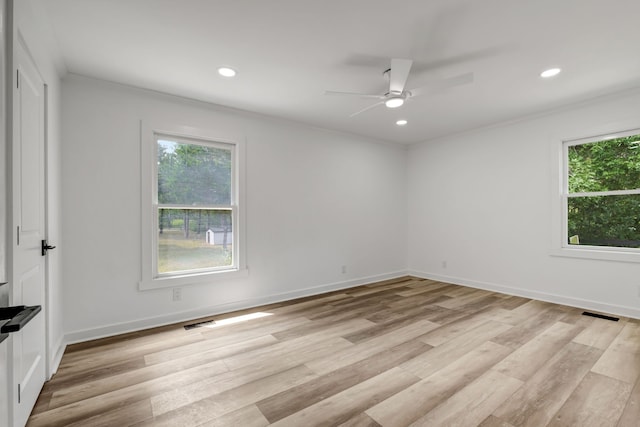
[0,306,42,333]
[0,282,10,342]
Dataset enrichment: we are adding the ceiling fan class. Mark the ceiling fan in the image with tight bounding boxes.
[325,58,473,117]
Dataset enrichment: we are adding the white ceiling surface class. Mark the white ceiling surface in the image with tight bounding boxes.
[38,0,640,144]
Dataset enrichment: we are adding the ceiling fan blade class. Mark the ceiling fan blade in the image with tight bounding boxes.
[324,90,383,99]
[349,100,384,117]
[389,59,413,94]
[409,72,474,97]
[411,46,510,75]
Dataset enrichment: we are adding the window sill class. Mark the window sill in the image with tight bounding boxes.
[551,246,640,263]
[139,267,249,291]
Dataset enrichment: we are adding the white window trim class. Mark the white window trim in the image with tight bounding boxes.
[550,124,640,263]
[139,121,247,290]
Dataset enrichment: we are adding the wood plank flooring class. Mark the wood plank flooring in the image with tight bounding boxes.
[28,277,640,426]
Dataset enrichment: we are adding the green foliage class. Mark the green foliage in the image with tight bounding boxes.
[160,209,231,232]
[157,140,232,205]
[567,135,640,247]
[156,138,234,263]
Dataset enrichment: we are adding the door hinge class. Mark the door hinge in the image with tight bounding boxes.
[18,383,21,403]
[17,226,20,245]
[16,69,19,88]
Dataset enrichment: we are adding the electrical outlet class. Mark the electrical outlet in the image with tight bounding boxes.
[442,261,447,269]
[172,288,182,302]
[341,265,347,274]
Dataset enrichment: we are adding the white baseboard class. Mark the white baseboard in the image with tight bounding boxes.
[62,269,640,347]
[409,270,640,320]
[49,337,66,378]
[63,270,409,345]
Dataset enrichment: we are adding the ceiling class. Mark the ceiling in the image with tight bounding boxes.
[36,0,640,144]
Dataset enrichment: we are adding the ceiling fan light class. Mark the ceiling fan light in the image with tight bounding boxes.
[385,97,404,108]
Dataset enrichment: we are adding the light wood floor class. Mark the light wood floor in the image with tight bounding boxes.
[29,277,640,426]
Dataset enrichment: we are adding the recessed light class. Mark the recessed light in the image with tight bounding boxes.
[385,97,404,108]
[396,119,408,126]
[217,67,237,77]
[540,68,561,78]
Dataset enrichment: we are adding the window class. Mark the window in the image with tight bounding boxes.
[156,134,236,275]
[140,124,246,290]
[563,130,640,251]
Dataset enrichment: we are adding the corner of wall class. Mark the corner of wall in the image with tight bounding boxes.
[409,269,640,320]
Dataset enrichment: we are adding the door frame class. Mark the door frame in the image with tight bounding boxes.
[42,80,50,379]
[6,22,51,426]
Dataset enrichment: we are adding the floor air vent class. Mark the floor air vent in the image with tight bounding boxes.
[184,320,214,330]
[582,311,619,322]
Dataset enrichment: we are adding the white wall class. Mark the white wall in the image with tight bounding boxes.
[61,75,408,342]
[408,89,640,318]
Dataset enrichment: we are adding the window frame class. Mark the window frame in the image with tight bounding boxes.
[140,122,247,290]
[551,126,640,263]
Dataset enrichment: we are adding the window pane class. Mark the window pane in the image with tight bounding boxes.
[158,209,233,274]
[568,194,640,248]
[568,134,640,193]
[157,139,232,205]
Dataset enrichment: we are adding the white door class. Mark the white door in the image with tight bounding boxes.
[11,40,47,427]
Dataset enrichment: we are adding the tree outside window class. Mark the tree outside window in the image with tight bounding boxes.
[155,136,235,275]
[566,133,640,248]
